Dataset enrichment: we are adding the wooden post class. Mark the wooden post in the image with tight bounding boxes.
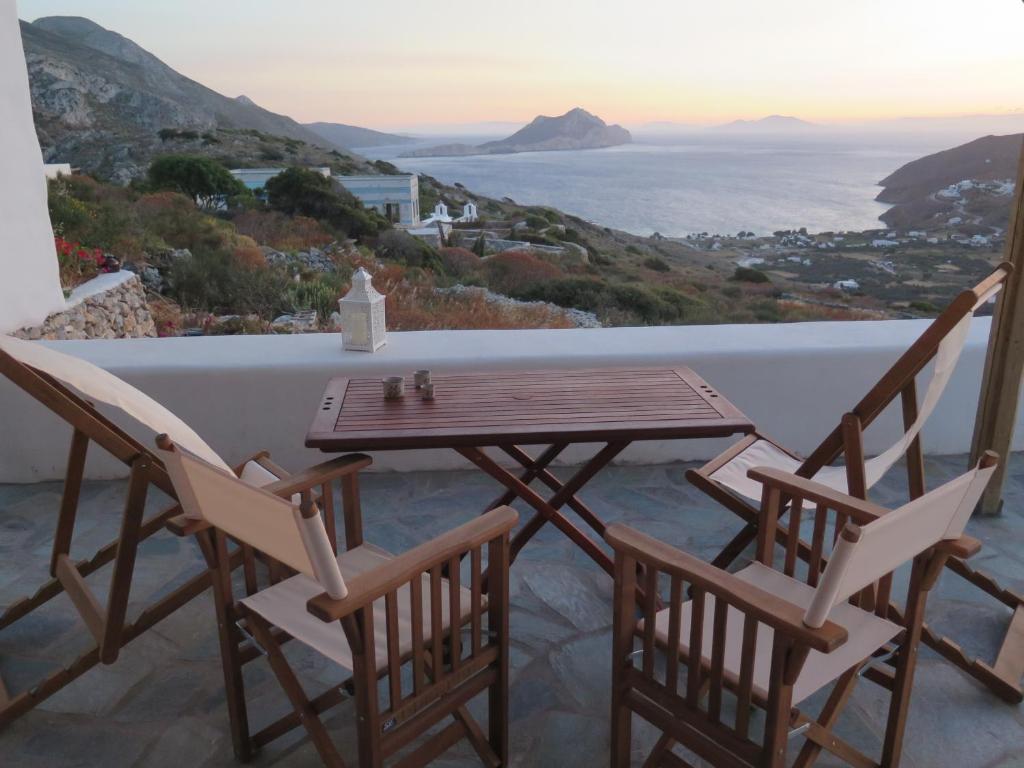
[971,136,1024,515]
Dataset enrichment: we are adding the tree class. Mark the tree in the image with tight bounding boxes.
[147,155,247,209]
[264,167,385,240]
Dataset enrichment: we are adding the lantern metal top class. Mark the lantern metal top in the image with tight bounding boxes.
[342,267,384,304]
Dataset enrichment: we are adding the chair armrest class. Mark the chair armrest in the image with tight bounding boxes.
[605,523,848,654]
[937,533,982,559]
[166,512,210,537]
[746,466,891,526]
[261,453,372,499]
[307,506,519,622]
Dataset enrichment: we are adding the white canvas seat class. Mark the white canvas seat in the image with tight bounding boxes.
[646,561,900,704]
[0,333,336,726]
[608,454,998,768]
[241,542,480,671]
[158,436,517,766]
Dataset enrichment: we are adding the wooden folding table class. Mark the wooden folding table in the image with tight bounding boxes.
[306,367,754,576]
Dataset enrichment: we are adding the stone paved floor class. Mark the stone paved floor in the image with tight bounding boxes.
[1,455,1023,767]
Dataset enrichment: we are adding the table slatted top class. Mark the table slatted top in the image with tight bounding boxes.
[306,367,753,451]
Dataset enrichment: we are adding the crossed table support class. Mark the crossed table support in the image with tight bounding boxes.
[457,442,629,575]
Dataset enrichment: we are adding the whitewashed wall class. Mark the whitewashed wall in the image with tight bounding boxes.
[0,1,65,333]
[0,319,1017,483]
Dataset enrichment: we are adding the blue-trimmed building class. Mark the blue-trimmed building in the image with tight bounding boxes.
[229,167,420,226]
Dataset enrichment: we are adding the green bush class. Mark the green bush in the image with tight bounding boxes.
[166,250,294,317]
[374,229,443,271]
[643,256,670,272]
[287,279,339,320]
[731,266,770,283]
[148,155,248,208]
[264,167,385,240]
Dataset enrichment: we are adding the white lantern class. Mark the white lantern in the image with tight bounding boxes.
[339,267,386,352]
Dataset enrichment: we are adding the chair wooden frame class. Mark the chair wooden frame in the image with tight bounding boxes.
[0,345,360,728]
[687,263,1024,702]
[165,441,515,767]
[608,456,994,768]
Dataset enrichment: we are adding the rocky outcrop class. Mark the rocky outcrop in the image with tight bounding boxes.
[877,134,1021,205]
[402,108,631,157]
[14,272,156,340]
[21,16,378,181]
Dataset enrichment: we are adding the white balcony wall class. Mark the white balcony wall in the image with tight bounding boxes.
[0,319,1018,484]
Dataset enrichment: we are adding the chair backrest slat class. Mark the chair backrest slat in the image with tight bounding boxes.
[804,461,996,627]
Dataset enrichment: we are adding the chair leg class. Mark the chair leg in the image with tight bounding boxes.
[246,612,346,767]
[641,733,675,768]
[881,560,929,768]
[792,665,861,768]
[197,531,254,763]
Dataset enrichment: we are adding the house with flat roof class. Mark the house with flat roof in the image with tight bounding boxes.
[229,166,331,191]
[334,174,420,225]
[228,168,420,226]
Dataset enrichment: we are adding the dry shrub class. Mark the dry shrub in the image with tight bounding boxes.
[147,294,184,337]
[481,250,562,295]
[386,284,573,331]
[438,247,481,279]
[231,235,266,270]
[232,209,333,251]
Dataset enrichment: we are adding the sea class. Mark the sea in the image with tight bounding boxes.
[359,133,959,238]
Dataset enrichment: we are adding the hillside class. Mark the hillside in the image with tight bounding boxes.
[401,108,631,157]
[877,133,1021,204]
[21,16,379,181]
[305,121,413,149]
[876,134,1020,230]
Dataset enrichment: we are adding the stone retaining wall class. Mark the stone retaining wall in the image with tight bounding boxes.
[13,272,156,340]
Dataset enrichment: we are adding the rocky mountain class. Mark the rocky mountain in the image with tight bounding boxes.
[400,108,631,157]
[877,134,1021,204]
[876,134,1021,230]
[715,115,817,132]
[305,121,413,149]
[21,16,377,181]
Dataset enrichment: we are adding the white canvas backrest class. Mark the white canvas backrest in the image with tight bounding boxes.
[811,283,1001,494]
[803,461,996,628]
[0,334,230,472]
[158,444,348,599]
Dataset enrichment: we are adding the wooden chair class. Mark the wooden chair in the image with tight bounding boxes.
[609,453,998,768]
[0,334,364,727]
[158,436,517,767]
[687,263,1024,702]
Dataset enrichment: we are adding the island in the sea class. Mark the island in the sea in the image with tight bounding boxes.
[400,107,631,157]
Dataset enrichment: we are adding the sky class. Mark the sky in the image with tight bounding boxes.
[16,0,1024,131]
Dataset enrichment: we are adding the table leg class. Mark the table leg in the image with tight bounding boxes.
[456,442,629,574]
[500,445,609,537]
[484,443,568,511]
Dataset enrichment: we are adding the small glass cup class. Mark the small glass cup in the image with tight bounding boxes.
[421,382,435,400]
[382,376,405,400]
[413,369,432,389]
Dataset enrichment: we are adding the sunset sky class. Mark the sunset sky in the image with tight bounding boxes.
[17,0,1024,131]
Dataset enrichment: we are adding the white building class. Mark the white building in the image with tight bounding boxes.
[228,168,421,226]
[229,166,331,191]
[43,163,71,180]
[334,174,420,225]
[833,279,860,291]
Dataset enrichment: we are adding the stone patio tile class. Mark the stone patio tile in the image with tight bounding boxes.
[1,456,1023,765]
